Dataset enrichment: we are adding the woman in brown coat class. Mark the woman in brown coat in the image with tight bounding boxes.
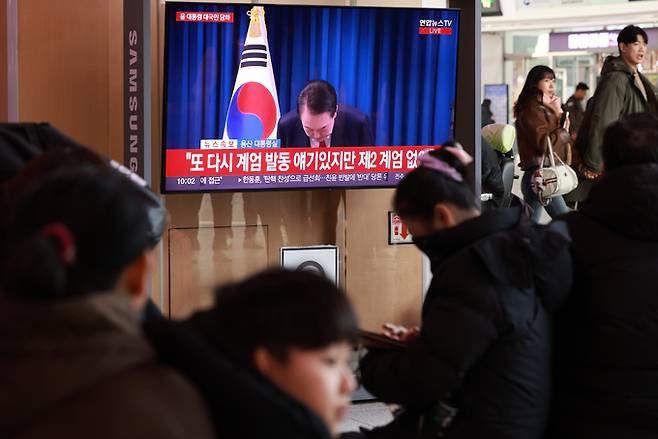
[515,65,572,222]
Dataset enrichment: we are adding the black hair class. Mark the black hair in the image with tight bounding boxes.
[2,145,166,250]
[297,80,337,116]
[0,122,85,184]
[482,99,492,107]
[575,82,589,91]
[617,25,648,52]
[602,112,658,171]
[210,269,358,366]
[0,164,157,299]
[394,147,476,221]
[513,65,556,117]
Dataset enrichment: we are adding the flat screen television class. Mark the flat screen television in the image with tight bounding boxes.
[162,2,460,192]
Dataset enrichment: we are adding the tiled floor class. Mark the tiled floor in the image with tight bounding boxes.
[338,401,395,434]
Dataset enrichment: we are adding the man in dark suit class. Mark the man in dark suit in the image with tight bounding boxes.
[277,80,374,148]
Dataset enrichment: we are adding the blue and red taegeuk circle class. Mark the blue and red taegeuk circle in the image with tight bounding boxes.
[226,82,278,140]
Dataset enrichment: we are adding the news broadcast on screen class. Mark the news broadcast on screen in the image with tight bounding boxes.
[162,2,460,192]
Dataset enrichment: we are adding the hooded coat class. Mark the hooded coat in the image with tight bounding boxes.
[576,56,658,174]
[0,293,214,439]
[359,207,572,439]
[550,164,658,439]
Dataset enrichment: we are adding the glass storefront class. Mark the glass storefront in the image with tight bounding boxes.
[497,26,658,122]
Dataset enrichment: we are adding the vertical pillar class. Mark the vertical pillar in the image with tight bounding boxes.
[0,0,7,122]
[449,0,481,201]
[4,0,18,122]
[124,0,151,183]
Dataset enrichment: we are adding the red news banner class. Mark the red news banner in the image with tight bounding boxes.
[166,146,437,177]
[176,11,234,22]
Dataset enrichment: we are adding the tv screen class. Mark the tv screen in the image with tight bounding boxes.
[162,2,460,192]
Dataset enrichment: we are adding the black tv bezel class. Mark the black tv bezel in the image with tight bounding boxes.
[160,1,461,194]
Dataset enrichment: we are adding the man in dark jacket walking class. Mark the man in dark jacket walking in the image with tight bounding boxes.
[563,82,589,141]
[550,113,658,439]
[575,25,657,182]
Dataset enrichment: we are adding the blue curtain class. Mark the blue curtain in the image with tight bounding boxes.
[164,3,460,149]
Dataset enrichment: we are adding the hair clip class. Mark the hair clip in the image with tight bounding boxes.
[417,153,463,182]
[41,222,77,265]
[443,144,473,166]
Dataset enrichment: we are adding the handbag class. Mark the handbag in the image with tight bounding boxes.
[533,136,578,206]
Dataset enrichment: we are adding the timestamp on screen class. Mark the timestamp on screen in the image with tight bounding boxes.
[177,177,197,185]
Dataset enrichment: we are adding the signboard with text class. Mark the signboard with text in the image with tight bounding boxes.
[550,28,658,52]
[389,212,413,245]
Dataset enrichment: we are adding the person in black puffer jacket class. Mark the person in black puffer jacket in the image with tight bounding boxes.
[549,113,658,439]
[358,146,572,439]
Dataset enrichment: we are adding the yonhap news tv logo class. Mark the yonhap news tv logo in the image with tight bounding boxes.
[418,19,453,36]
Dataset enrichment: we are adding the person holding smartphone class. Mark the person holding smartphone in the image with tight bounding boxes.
[358,147,572,439]
[514,65,573,222]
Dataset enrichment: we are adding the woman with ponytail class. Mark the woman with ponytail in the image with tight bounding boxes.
[358,146,573,439]
[0,162,213,438]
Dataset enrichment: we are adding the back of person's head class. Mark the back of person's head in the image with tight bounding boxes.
[2,143,105,198]
[212,268,358,366]
[0,122,85,185]
[0,163,159,299]
[394,146,476,222]
[617,25,648,50]
[602,112,658,171]
[297,80,337,116]
[513,65,555,117]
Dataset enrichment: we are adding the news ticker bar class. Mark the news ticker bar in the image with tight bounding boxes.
[165,172,406,191]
